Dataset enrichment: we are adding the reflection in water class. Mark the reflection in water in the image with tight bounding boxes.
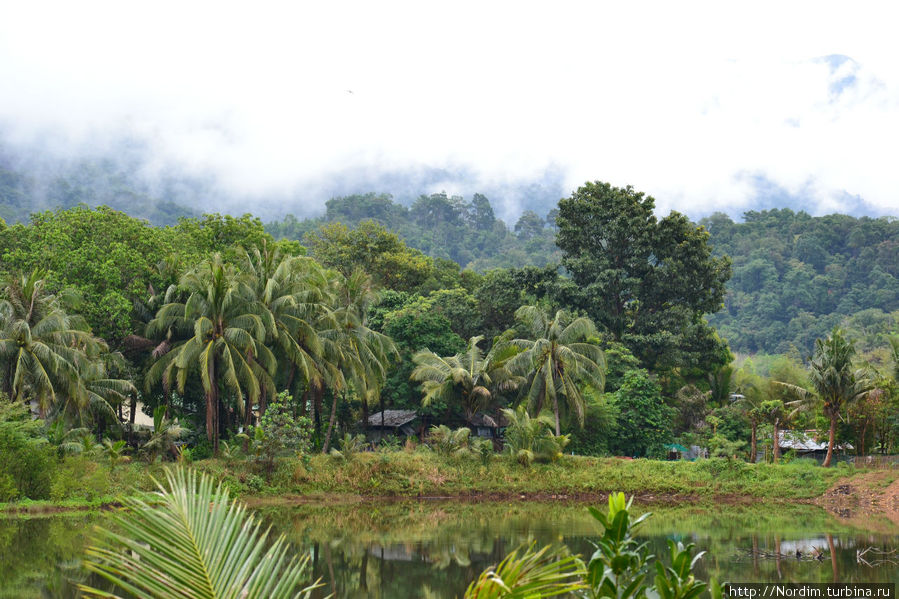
[3,501,899,597]
[257,501,899,598]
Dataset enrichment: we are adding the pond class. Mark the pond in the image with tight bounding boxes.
[2,500,899,598]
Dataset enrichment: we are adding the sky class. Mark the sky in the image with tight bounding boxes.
[1,1,898,221]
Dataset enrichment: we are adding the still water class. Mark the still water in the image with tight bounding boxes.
[2,500,898,598]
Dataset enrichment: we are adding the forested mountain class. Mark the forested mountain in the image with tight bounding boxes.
[701,209,899,355]
[270,196,899,357]
[266,193,560,270]
[3,156,899,358]
[0,152,197,226]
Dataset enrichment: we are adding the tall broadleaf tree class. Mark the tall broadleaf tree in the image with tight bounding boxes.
[146,254,274,453]
[506,306,606,436]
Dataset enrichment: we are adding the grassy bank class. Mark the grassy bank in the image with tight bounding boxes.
[204,452,851,500]
[0,452,869,512]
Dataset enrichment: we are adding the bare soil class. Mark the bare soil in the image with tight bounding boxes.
[815,469,899,531]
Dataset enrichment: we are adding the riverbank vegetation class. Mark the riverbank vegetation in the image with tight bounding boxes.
[3,181,899,509]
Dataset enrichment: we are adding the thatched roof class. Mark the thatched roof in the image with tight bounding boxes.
[366,410,417,428]
[467,412,509,428]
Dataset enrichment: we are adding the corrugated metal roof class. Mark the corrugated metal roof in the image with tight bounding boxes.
[778,430,853,451]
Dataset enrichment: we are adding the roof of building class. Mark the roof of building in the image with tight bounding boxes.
[366,410,417,428]
[467,412,509,428]
[778,430,853,451]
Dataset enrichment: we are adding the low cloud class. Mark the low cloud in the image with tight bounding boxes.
[1,1,897,222]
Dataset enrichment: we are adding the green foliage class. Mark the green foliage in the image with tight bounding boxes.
[329,432,368,460]
[141,405,185,461]
[0,206,183,342]
[568,388,619,456]
[100,438,130,469]
[49,455,110,501]
[270,192,560,273]
[0,400,54,500]
[465,493,719,599]
[506,306,606,435]
[464,542,586,598]
[411,335,510,421]
[702,209,899,354]
[472,437,494,465]
[79,468,321,598]
[556,182,731,375]
[427,424,472,456]
[250,397,313,470]
[501,406,570,466]
[609,370,674,458]
[303,220,435,292]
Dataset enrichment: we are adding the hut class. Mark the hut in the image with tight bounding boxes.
[364,409,419,443]
[467,412,508,439]
[778,430,853,462]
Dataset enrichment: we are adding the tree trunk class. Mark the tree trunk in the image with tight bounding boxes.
[313,386,323,438]
[823,414,837,467]
[206,357,219,455]
[749,421,758,463]
[322,391,339,453]
[129,394,137,425]
[773,421,780,464]
[552,394,561,436]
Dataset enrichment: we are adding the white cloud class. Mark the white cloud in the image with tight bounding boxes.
[1,1,898,219]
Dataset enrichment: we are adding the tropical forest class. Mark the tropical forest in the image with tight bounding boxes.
[3,170,899,596]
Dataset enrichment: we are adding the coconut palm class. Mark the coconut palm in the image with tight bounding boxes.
[505,306,606,435]
[411,335,512,422]
[146,254,274,453]
[0,270,100,416]
[239,244,332,421]
[318,269,396,452]
[500,405,569,466]
[776,327,873,467]
[79,468,320,598]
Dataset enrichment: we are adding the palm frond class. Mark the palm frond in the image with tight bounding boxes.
[79,468,322,599]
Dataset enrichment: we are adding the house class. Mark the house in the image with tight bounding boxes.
[467,412,508,439]
[778,430,853,461]
[364,409,419,443]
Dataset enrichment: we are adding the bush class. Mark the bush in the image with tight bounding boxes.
[248,393,313,472]
[0,402,55,500]
[49,456,110,501]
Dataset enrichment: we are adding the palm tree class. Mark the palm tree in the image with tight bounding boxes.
[0,270,99,416]
[79,468,320,598]
[146,254,274,454]
[777,327,872,467]
[505,306,606,436]
[411,335,507,422]
[240,244,332,421]
[732,369,765,462]
[500,405,569,466]
[318,269,396,452]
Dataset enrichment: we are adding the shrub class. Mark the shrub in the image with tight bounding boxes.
[426,425,470,456]
[330,433,367,460]
[50,457,110,501]
[0,402,55,500]
[249,394,313,472]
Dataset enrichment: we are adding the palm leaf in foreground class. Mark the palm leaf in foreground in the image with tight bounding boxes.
[79,468,322,599]
[464,541,586,598]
